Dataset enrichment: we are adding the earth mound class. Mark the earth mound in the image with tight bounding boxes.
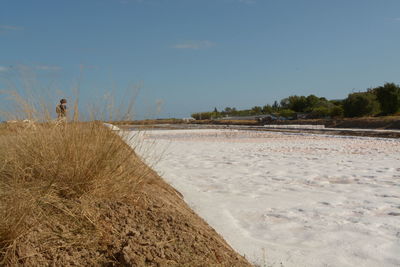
[10,168,251,266]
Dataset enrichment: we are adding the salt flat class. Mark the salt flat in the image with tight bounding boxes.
[126,129,400,267]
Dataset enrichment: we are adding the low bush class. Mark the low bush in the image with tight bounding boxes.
[343,92,380,117]
[278,109,296,118]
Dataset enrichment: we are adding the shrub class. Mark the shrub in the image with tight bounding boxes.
[374,83,400,115]
[310,106,331,118]
[191,112,214,120]
[278,109,295,118]
[343,92,380,117]
[330,105,344,118]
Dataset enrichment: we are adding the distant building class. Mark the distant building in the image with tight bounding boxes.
[255,114,278,123]
[221,114,280,122]
[183,117,195,122]
[294,113,308,119]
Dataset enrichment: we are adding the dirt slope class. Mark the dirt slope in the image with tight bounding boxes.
[14,165,251,267]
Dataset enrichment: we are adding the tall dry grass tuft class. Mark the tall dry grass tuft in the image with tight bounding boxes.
[0,91,147,265]
[0,121,148,265]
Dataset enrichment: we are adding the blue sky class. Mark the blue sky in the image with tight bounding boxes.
[1,0,400,119]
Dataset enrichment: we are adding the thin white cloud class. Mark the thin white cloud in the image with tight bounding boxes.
[0,25,23,31]
[36,65,61,71]
[385,17,400,22]
[0,64,61,72]
[173,40,215,50]
[79,64,97,70]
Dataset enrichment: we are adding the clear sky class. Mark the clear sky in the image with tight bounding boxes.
[1,0,400,119]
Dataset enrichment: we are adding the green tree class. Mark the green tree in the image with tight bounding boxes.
[191,112,214,120]
[330,105,344,118]
[281,94,330,113]
[374,83,400,115]
[343,92,380,117]
[310,106,331,118]
[251,106,262,115]
[224,107,238,115]
[280,98,290,109]
[272,101,280,111]
[279,109,295,118]
[287,95,308,112]
[306,95,320,109]
[330,99,345,107]
[224,107,232,113]
[262,104,274,114]
[191,113,201,120]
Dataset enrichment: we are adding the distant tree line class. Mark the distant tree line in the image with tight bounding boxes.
[191,82,400,120]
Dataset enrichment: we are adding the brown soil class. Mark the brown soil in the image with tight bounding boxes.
[189,116,400,130]
[326,117,400,129]
[112,119,185,126]
[12,167,251,266]
[191,120,259,126]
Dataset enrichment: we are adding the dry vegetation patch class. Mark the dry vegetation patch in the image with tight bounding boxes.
[0,121,147,265]
[0,122,250,266]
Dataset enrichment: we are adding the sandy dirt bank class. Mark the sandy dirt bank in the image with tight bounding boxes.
[9,166,250,266]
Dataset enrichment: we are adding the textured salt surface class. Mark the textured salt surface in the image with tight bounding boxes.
[126,129,400,267]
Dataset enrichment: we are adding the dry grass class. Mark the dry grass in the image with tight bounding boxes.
[0,120,147,265]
